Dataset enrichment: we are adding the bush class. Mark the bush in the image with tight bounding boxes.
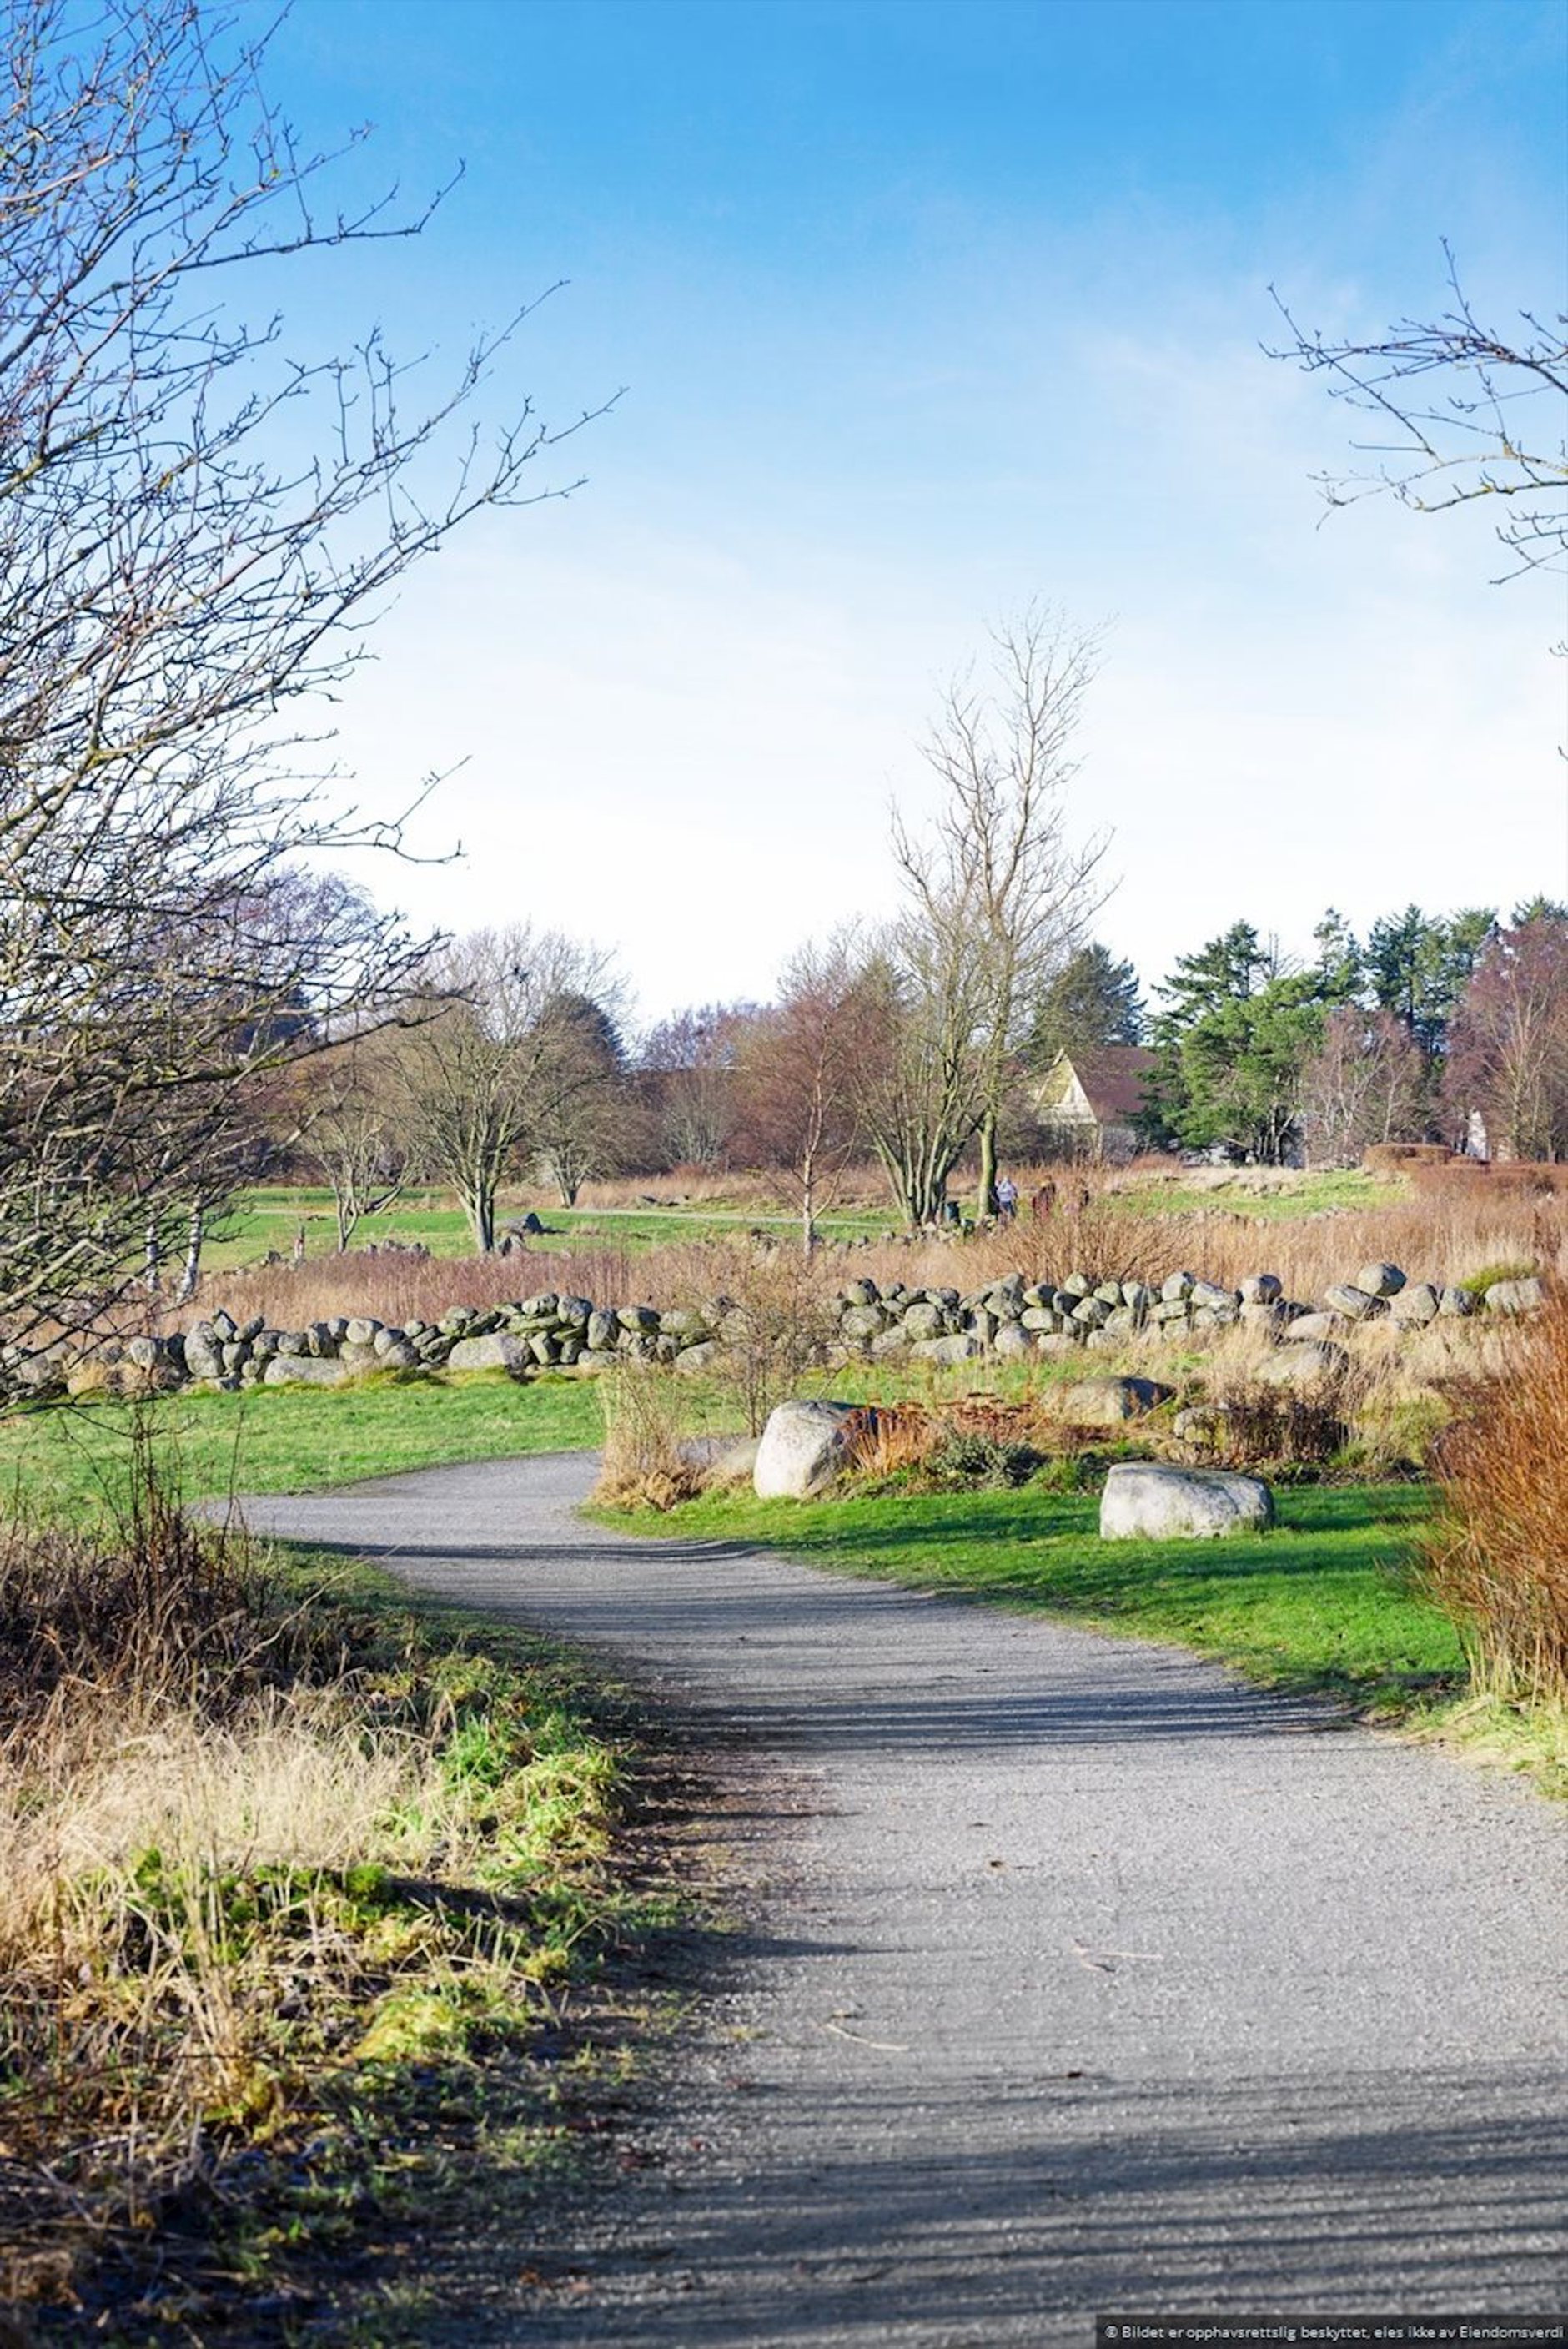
[1420,1290,1568,1703]
[592,1369,703,1511]
[924,1432,1043,1489]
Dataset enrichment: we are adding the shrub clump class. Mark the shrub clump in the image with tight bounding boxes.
[1420,1288,1568,1704]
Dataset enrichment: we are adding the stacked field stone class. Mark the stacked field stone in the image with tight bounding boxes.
[12,1262,1545,1400]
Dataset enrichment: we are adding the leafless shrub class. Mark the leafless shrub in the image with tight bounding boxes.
[1420,1291,1568,1703]
[681,1239,842,1436]
[591,1371,703,1512]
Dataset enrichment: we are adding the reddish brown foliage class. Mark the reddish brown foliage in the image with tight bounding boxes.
[1422,1290,1568,1703]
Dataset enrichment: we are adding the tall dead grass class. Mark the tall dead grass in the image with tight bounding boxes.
[1420,1290,1568,1704]
[0,1436,620,2315]
[591,1370,702,1512]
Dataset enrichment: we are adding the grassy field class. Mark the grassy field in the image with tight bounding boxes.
[204,1184,893,1270]
[0,1371,606,1526]
[1110,1166,1402,1220]
[202,1164,1413,1274]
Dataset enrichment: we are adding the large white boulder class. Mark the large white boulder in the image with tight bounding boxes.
[753,1401,858,1500]
[1100,1461,1274,1541]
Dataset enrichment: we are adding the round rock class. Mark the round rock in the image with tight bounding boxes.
[1099,1462,1274,1541]
[753,1400,859,1501]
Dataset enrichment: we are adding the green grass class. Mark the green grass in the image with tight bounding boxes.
[0,1371,606,1528]
[604,1478,1463,1713]
[1111,1168,1405,1220]
[207,1185,892,1270]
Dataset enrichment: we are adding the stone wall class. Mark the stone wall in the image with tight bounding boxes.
[24,1260,1545,1399]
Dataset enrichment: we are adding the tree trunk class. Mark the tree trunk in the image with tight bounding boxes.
[143,1224,161,1295]
[465,1183,496,1254]
[175,1204,204,1304]
[977,1107,998,1220]
[334,1186,357,1251]
[801,1149,817,1255]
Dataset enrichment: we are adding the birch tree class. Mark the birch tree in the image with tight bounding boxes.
[889,609,1108,1219]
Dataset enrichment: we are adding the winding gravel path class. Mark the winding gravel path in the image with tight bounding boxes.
[245,1453,1568,2345]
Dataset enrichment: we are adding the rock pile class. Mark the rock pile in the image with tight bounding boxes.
[18,1261,1545,1399]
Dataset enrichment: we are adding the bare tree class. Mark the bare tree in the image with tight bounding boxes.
[529,992,628,1205]
[638,1004,753,1169]
[734,935,877,1251]
[890,609,1108,1220]
[1445,914,1568,1161]
[1300,1005,1426,1168]
[298,1037,415,1251]
[1269,249,1567,582]
[398,928,624,1251]
[0,0,606,1357]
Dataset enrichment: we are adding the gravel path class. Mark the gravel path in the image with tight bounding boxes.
[245,1453,1568,2345]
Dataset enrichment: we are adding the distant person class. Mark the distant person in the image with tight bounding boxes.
[1031,1180,1057,1221]
[995,1174,1018,1222]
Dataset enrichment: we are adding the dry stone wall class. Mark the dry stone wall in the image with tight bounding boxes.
[23,1260,1545,1399]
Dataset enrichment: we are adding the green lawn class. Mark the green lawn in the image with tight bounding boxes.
[205,1185,892,1270]
[606,1479,1462,1713]
[0,1372,606,1527]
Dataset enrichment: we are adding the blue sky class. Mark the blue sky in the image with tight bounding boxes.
[267,0,1567,1022]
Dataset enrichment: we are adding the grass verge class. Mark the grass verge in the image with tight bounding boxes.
[1,1501,712,2344]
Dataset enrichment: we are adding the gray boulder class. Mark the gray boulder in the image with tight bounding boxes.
[1239,1273,1283,1305]
[754,1401,859,1500]
[1354,1262,1406,1300]
[1390,1282,1440,1325]
[1256,1342,1349,1386]
[263,1356,351,1389]
[1438,1285,1477,1317]
[678,1433,761,1486]
[902,1301,943,1341]
[1100,1461,1274,1541]
[446,1332,531,1374]
[1055,1376,1174,1425]
[183,1332,225,1381]
[1283,1310,1345,1344]
[673,1341,720,1375]
[910,1333,982,1366]
[1485,1276,1545,1314]
[1189,1278,1239,1310]
[1324,1284,1384,1321]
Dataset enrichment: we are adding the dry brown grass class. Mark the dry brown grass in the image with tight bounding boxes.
[159,1242,641,1334]
[1420,1290,1568,1704]
[591,1370,703,1512]
[0,1435,621,2316]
